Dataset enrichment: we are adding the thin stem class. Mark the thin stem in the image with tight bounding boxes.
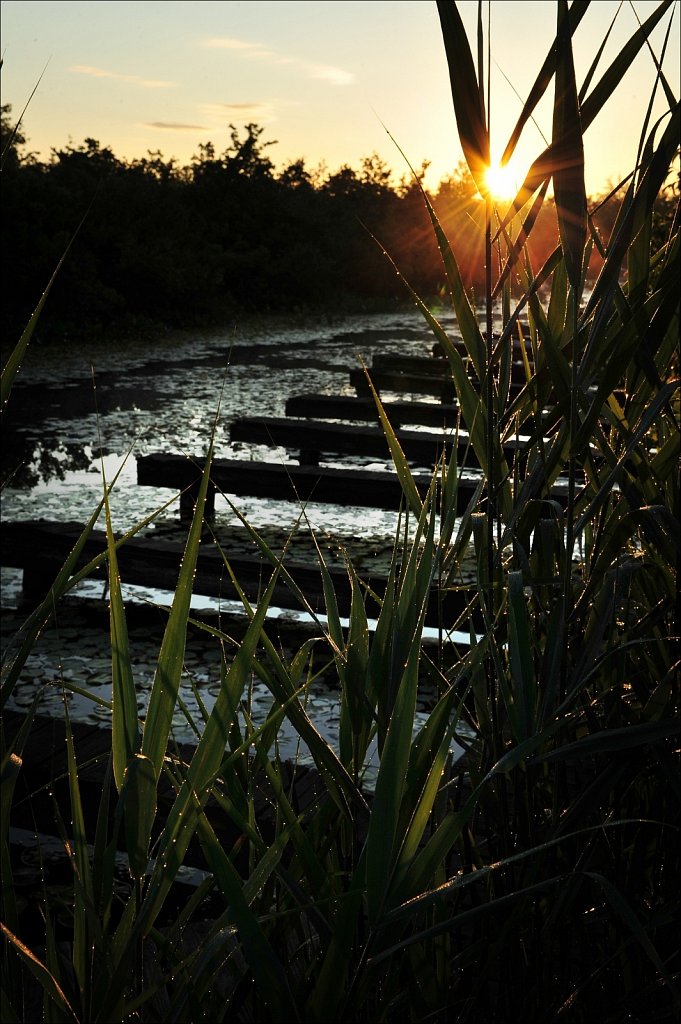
[484,0,497,753]
[485,193,497,746]
[562,286,580,701]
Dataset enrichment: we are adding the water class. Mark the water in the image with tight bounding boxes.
[2,308,474,776]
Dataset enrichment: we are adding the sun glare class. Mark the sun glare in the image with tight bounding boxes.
[484,161,520,201]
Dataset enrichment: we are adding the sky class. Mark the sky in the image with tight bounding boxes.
[2,0,679,197]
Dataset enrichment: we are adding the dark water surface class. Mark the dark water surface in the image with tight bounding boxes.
[2,309,472,775]
[3,310,452,524]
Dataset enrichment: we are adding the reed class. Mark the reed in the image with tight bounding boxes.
[1,2,679,1021]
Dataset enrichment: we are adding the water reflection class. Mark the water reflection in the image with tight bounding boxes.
[2,432,94,489]
[2,310,472,772]
[1,373,165,487]
[1,597,467,789]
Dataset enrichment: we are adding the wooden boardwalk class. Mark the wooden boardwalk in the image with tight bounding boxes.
[1,519,484,629]
[3,339,572,623]
[228,415,530,467]
[1,337,531,899]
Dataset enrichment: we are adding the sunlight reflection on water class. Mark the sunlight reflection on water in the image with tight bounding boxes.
[2,309,475,778]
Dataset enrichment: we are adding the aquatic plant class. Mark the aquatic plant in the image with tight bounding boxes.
[1,2,678,1021]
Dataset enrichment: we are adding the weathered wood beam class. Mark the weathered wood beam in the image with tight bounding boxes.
[228,416,531,468]
[0,520,483,630]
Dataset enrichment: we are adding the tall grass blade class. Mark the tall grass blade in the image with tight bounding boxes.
[1,63,49,168]
[584,871,679,999]
[436,0,490,195]
[1,212,88,413]
[492,180,550,299]
[579,0,675,130]
[534,718,679,760]
[193,814,300,1024]
[0,926,78,1024]
[507,569,535,742]
[577,2,623,103]
[306,851,368,1022]
[134,560,286,933]
[365,501,435,924]
[0,986,19,1024]
[211,519,367,815]
[494,0,674,242]
[339,566,372,775]
[552,1,587,288]
[121,753,157,880]
[141,441,214,780]
[584,104,680,321]
[574,379,679,530]
[0,756,22,940]
[361,357,423,516]
[500,0,590,167]
[391,684,465,892]
[102,478,140,793]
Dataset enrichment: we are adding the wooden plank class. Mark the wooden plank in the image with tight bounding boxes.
[137,454,570,515]
[349,367,456,400]
[285,393,554,434]
[433,335,533,358]
[372,353,534,384]
[429,343,628,405]
[0,520,484,629]
[228,417,531,468]
[284,393,461,428]
[137,454,477,510]
[351,365,624,410]
[372,354,452,378]
[350,368,531,402]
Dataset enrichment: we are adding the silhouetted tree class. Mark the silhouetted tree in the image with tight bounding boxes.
[1,116,587,343]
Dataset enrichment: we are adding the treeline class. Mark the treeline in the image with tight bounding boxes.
[0,108,644,343]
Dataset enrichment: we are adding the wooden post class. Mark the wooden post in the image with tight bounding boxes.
[180,480,216,524]
[299,448,320,467]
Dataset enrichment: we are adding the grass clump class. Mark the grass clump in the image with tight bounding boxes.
[1,2,679,1021]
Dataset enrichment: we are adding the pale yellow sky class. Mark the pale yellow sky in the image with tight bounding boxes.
[2,1,679,196]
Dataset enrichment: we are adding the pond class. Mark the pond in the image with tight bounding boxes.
[2,307,476,779]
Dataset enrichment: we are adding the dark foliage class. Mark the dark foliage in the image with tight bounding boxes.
[0,111,535,342]
[4,108,669,344]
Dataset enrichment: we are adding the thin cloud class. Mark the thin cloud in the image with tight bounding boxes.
[199,37,354,85]
[203,37,269,53]
[202,38,276,59]
[202,101,276,124]
[145,122,208,131]
[309,65,355,86]
[70,65,174,88]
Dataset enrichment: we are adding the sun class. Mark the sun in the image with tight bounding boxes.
[484,161,520,202]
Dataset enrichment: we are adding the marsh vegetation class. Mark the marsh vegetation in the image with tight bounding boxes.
[1,2,679,1021]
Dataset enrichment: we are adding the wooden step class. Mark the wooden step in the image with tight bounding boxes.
[228,417,534,468]
[349,368,456,400]
[372,354,452,378]
[138,453,571,519]
[0,520,483,630]
[433,334,533,358]
[349,368,528,401]
[285,393,555,435]
[284,393,461,428]
[372,353,534,384]
[137,454,480,514]
[1,710,338,883]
